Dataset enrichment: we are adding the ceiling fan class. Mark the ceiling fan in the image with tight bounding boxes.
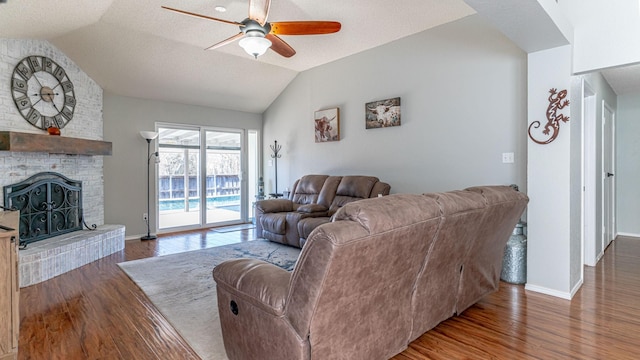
[162,0,341,59]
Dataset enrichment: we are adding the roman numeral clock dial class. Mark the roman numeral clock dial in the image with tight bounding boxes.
[11,56,77,131]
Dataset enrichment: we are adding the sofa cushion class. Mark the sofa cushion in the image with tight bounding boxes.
[336,176,378,198]
[297,217,332,243]
[261,213,286,235]
[291,175,329,205]
[316,176,342,208]
[329,176,379,214]
[256,198,293,213]
[296,204,328,214]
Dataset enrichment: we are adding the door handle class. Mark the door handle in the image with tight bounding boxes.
[607,172,614,177]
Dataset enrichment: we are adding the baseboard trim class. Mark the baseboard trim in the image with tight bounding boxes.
[569,278,583,298]
[616,232,640,239]
[524,283,572,300]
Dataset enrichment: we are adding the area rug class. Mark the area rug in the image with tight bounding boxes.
[117,240,301,360]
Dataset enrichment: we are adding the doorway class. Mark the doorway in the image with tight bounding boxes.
[582,84,617,266]
[582,81,597,266]
[156,125,258,231]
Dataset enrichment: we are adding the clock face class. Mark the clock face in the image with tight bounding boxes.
[11,56,77,130]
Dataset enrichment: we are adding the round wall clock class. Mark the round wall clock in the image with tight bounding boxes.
[10,56,77,130]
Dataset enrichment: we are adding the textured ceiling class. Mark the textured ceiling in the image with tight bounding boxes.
[3,0,637,110]
[0,0,476,113]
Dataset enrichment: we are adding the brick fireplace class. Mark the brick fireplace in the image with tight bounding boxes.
[1,39,124,287]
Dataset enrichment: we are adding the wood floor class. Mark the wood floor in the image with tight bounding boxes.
[17,229,640,359]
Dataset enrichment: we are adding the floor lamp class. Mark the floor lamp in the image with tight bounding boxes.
[140,131,159,240]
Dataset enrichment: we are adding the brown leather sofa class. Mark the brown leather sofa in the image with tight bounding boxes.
[213,185,528,360]
[255,174,391,248]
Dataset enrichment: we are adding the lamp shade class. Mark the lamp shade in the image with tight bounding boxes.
[239,36,272,58]
[140,131,159,140]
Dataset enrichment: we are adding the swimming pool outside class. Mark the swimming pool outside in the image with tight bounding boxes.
[159,195,240,212]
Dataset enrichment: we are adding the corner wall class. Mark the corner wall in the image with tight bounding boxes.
[102,93,261,238]
[262,15,527,195]
[526,45,580,298]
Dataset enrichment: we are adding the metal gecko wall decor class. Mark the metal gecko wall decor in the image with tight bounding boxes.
[528,88,570,145]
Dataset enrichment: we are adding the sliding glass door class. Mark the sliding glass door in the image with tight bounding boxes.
[204,130,242,225]
[156,125,257,231]
[157,128,201,229]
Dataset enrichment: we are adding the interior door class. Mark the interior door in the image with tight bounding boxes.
[602,102,615,250]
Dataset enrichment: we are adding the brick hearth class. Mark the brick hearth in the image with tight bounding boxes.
[18,225,125,288]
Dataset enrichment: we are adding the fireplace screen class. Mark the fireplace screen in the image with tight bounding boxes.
[3,172,91,246]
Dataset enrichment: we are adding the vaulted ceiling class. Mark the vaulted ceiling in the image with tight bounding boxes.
[1,0,637,114]
[0,0,475,113]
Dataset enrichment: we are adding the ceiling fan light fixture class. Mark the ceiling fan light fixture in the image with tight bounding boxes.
[239,35,272,59]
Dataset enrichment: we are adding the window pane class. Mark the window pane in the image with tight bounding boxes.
[205,131,241,224]
[158,127,200,229]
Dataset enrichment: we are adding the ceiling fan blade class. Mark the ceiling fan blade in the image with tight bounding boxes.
[161,6,242,26]
[270,21,341,35]
[205,32,244,51]
[249,0,271,25]
[266,34,296,58]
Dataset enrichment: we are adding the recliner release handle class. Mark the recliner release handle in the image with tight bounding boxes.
[230,300,239,315]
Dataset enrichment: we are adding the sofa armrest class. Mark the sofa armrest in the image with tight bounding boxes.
[213,258,291,316]
[256,199,294,213]
[296,204,328,214]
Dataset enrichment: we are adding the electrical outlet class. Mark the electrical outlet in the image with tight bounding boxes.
[143,213,148,221]
[502,152,515,164]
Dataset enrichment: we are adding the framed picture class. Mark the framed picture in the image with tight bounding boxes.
[365,97,401,129]
[314,107,340,142]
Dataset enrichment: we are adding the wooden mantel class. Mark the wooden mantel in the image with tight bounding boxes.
[0,131,112,156]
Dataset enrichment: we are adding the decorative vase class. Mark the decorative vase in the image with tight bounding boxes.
[500,221,527,284]
[257,176,265,199]
[47,126,61,136]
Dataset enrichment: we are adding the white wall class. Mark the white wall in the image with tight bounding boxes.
[262,15,527,195]
[103,93,262,238]
[526,45,576,298]
[616,92,640,236]
[565,0,640,73]
[525,45,619,298]
[464,0,572,53]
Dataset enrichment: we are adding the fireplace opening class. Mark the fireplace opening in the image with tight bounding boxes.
[3,172,96,248]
